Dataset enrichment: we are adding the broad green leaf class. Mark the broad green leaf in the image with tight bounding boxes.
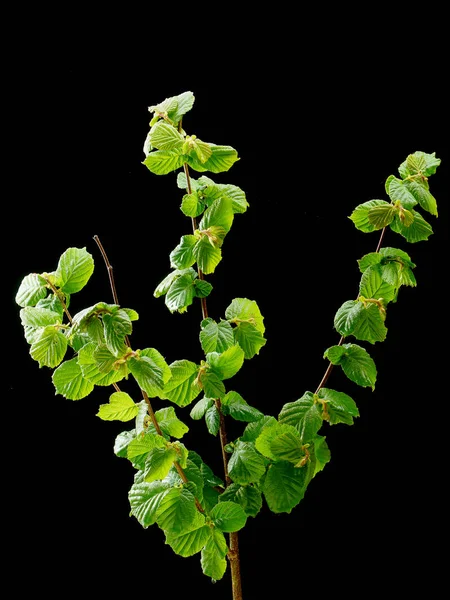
[161,359,202,407]
[193,279,213,299]
[20,306,61,330]
[143,446,178,483]
[334,300,388,344]
[181,192,204,217]
[225,298,265,333]
[155,406,189,439]
[359,265,397,303]
[200,319,235,354]
[199,197,234,233]
[278,393,323,441]
[143,150,185,175]
[255,422,304,463]
[205,404,220,436]
[52,357,95,399]
[228,440,267,485]
[128,480,171,528]
[165,272,197,312]
[55,247,94,294]
[233,322,267,359]
[170,235,197,269]
[206,344,245,380]
[188,450,224,488]
[127,432,166,468]
[192,236,222,275]
[398,150,441,179]
[165,511,210,557]
[210,501,247,533]
[148,91,195,126]
[313,435,331,476]
[222,391,264,422]
[30,326,68,368]
[153,267,196,298]
[149,121,184,151]
[102,309,133,356]
[128,350,169,397]
[190,397,215,420]
[241,416,278,442]
[15,273,48,307]
[78,343,127,386]
[219,483,263,517]
[201,371,226,399]
[318,388,359,425]
[349,200,387,233]
[114,429,136,458]
[387,176,418,210]
[187,144,239,174]
[201,530,228,582]
[156,484,198,534]
[262,461,310,514]
[390,210,433,242]
[324,343,377,389]
[168,458,205,506]
[197,175,249,214]
[96,391,139,422]
[368,203,397,229]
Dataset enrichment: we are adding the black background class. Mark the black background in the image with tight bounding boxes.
[4,15,449,600]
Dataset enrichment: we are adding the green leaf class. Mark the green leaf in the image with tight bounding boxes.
[334,299,388,344]
[210,500,247,533]
[221,391,264,422]
[165,272,197,312]
[165,511,210,557]
[199,196,234,234]
[127,432,166,469]
[228,441,267,485]
[193,279,213,299]
[192,236,222,275]
[219,483,263,517]
[181,192,204,217]
[197,175,249,214]
[190,397,215,420]
[114,429,136,458]
[128,480,171,528]
[143,446,178,483]
[20,307,62,345]
[155,406,189,439]
[359,265,397,303]
[200,319,235,355]
[102,308,133,356]
[313,435,331,476]
[161,359,202,407]
[55,247,94,294]
[205,404,220,436]
[349,200,388,233]
[96,391,139,422]
[149,121,184,152]
[148,91,195,127]
[15,273,48,307]
[143,149,185,175]
[262,461,311,514]
[187,144,239,174]
[225,298,265,333]
[156,484,198,534]
[390,210,433,242]
[367,203,397,229]
[398,150,441,179]
[206,344,245,380]
[324,343,377,390]
[318,388,359,425]
[201,530,228,582]
[255,422,304,464]
[278,393,323,441]
[201,371,226,400]
[233,322,267,359]
[170,235,197,270]
[78,343,127,386]
[129,348,171,397]
[52,357,95,400]
[241,416,278,442]
[30,326,68,368]
[154,267,196,298]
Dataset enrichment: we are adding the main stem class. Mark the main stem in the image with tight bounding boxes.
[183,163,243,600]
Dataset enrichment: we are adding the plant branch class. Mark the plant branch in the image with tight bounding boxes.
[315,226,388,394]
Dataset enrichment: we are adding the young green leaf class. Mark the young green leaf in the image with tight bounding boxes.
[199,319,235,354]
[219,483,263,518]
[278,393,323,442]
[55,247,94,294]
[334,299,388,344]
[225,298,265,333]
[262,460,313,514]
[318,388,360,425]
[205,404,221,436]
[164,511,210,557]
[221,391,264,423]
[227,441,267,485]
[128,480,171,528]
[143,446,178,483]
[210,500,247,533]
[201,530,228,582]
[15,273,48,307]
[349,200,388,233]
[190,397,215,420]
[155,406,189,439]
[155,484,198,534]
[128,348,171,397]
[143,149,185,175]
[206,344,245,380]
[161,359,202,407]
[149,121,184,152]
[324,343,377,389]
[30,326,68,368]
[389,210,433,242]
[97,391,140,422]
[52,356,95,400]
